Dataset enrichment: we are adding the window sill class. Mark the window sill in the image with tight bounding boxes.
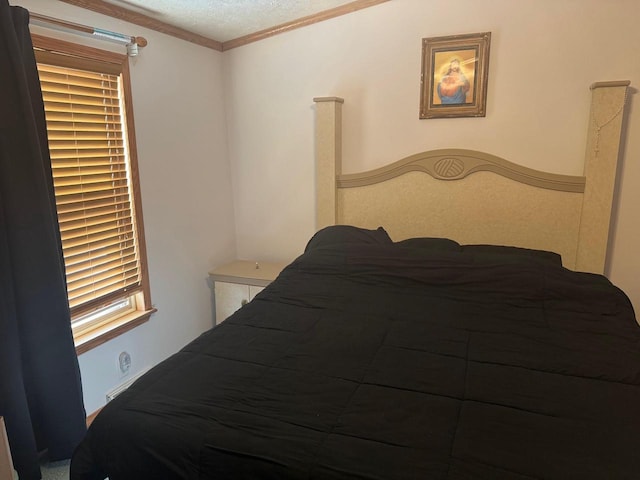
[75,308,156,355]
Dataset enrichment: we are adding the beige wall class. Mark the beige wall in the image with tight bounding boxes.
[224,0,640,316]
[14,0,237,413]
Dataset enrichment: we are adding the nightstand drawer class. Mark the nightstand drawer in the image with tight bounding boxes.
[209,260,287,324]
[213,282,264,323]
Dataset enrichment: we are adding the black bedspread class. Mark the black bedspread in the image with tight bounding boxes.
[71,229,640,479]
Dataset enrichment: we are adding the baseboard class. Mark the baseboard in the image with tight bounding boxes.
[0,417,14,480]
[86,409,102,428]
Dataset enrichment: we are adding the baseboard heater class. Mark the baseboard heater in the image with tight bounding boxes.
[106,368,150,402]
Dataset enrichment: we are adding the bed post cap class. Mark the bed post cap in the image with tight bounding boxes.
[313,97,345,103]
[590,80,630,90]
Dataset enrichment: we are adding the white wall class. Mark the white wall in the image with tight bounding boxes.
[12,0,640,414]
[224,0,640,316]
[14,0,236,413]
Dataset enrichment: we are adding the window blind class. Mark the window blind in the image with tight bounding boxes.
[36,58,141,315]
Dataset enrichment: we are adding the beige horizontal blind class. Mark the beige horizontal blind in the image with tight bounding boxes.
[36,59,141,315]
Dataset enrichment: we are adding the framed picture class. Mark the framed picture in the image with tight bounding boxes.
[420,32,491,119]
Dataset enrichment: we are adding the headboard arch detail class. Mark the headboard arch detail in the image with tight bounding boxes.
[337,149,586,193]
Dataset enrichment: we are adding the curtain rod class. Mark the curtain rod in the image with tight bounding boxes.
[29,12,147,56]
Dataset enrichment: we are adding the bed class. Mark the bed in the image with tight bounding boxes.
[70,81,639,479]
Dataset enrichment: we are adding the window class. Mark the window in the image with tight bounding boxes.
[32,34,154,354]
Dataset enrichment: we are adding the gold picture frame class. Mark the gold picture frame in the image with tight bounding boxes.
[420,32,491,119]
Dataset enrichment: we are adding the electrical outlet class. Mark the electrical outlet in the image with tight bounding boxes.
[118,351,131,377]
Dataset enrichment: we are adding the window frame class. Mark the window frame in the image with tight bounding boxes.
[32,33,155,354]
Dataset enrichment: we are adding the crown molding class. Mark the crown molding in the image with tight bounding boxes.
[58,0,224,50]
[221,0,390,51]
[58,0,390,52]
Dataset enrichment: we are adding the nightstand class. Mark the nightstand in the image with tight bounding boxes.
[209,260,287,324]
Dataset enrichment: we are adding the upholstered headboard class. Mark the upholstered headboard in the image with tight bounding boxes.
[314,81,630,274]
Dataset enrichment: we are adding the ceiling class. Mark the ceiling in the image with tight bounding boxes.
[60,0,389,51]
[105,0,357,42]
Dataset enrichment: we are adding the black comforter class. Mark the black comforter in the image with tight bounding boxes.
[71,227,640,479]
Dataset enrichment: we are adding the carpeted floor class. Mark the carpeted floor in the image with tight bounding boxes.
[40,459,70,480]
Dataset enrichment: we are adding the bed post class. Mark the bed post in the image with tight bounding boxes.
[576,81,630,274]
[314,97,344,230]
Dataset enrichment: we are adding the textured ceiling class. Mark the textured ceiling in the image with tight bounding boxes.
[103,0,359,43]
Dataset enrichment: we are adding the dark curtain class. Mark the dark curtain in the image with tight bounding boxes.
[0,2,87,479]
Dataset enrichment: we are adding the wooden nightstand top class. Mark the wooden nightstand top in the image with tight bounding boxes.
[208,260,288,287]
